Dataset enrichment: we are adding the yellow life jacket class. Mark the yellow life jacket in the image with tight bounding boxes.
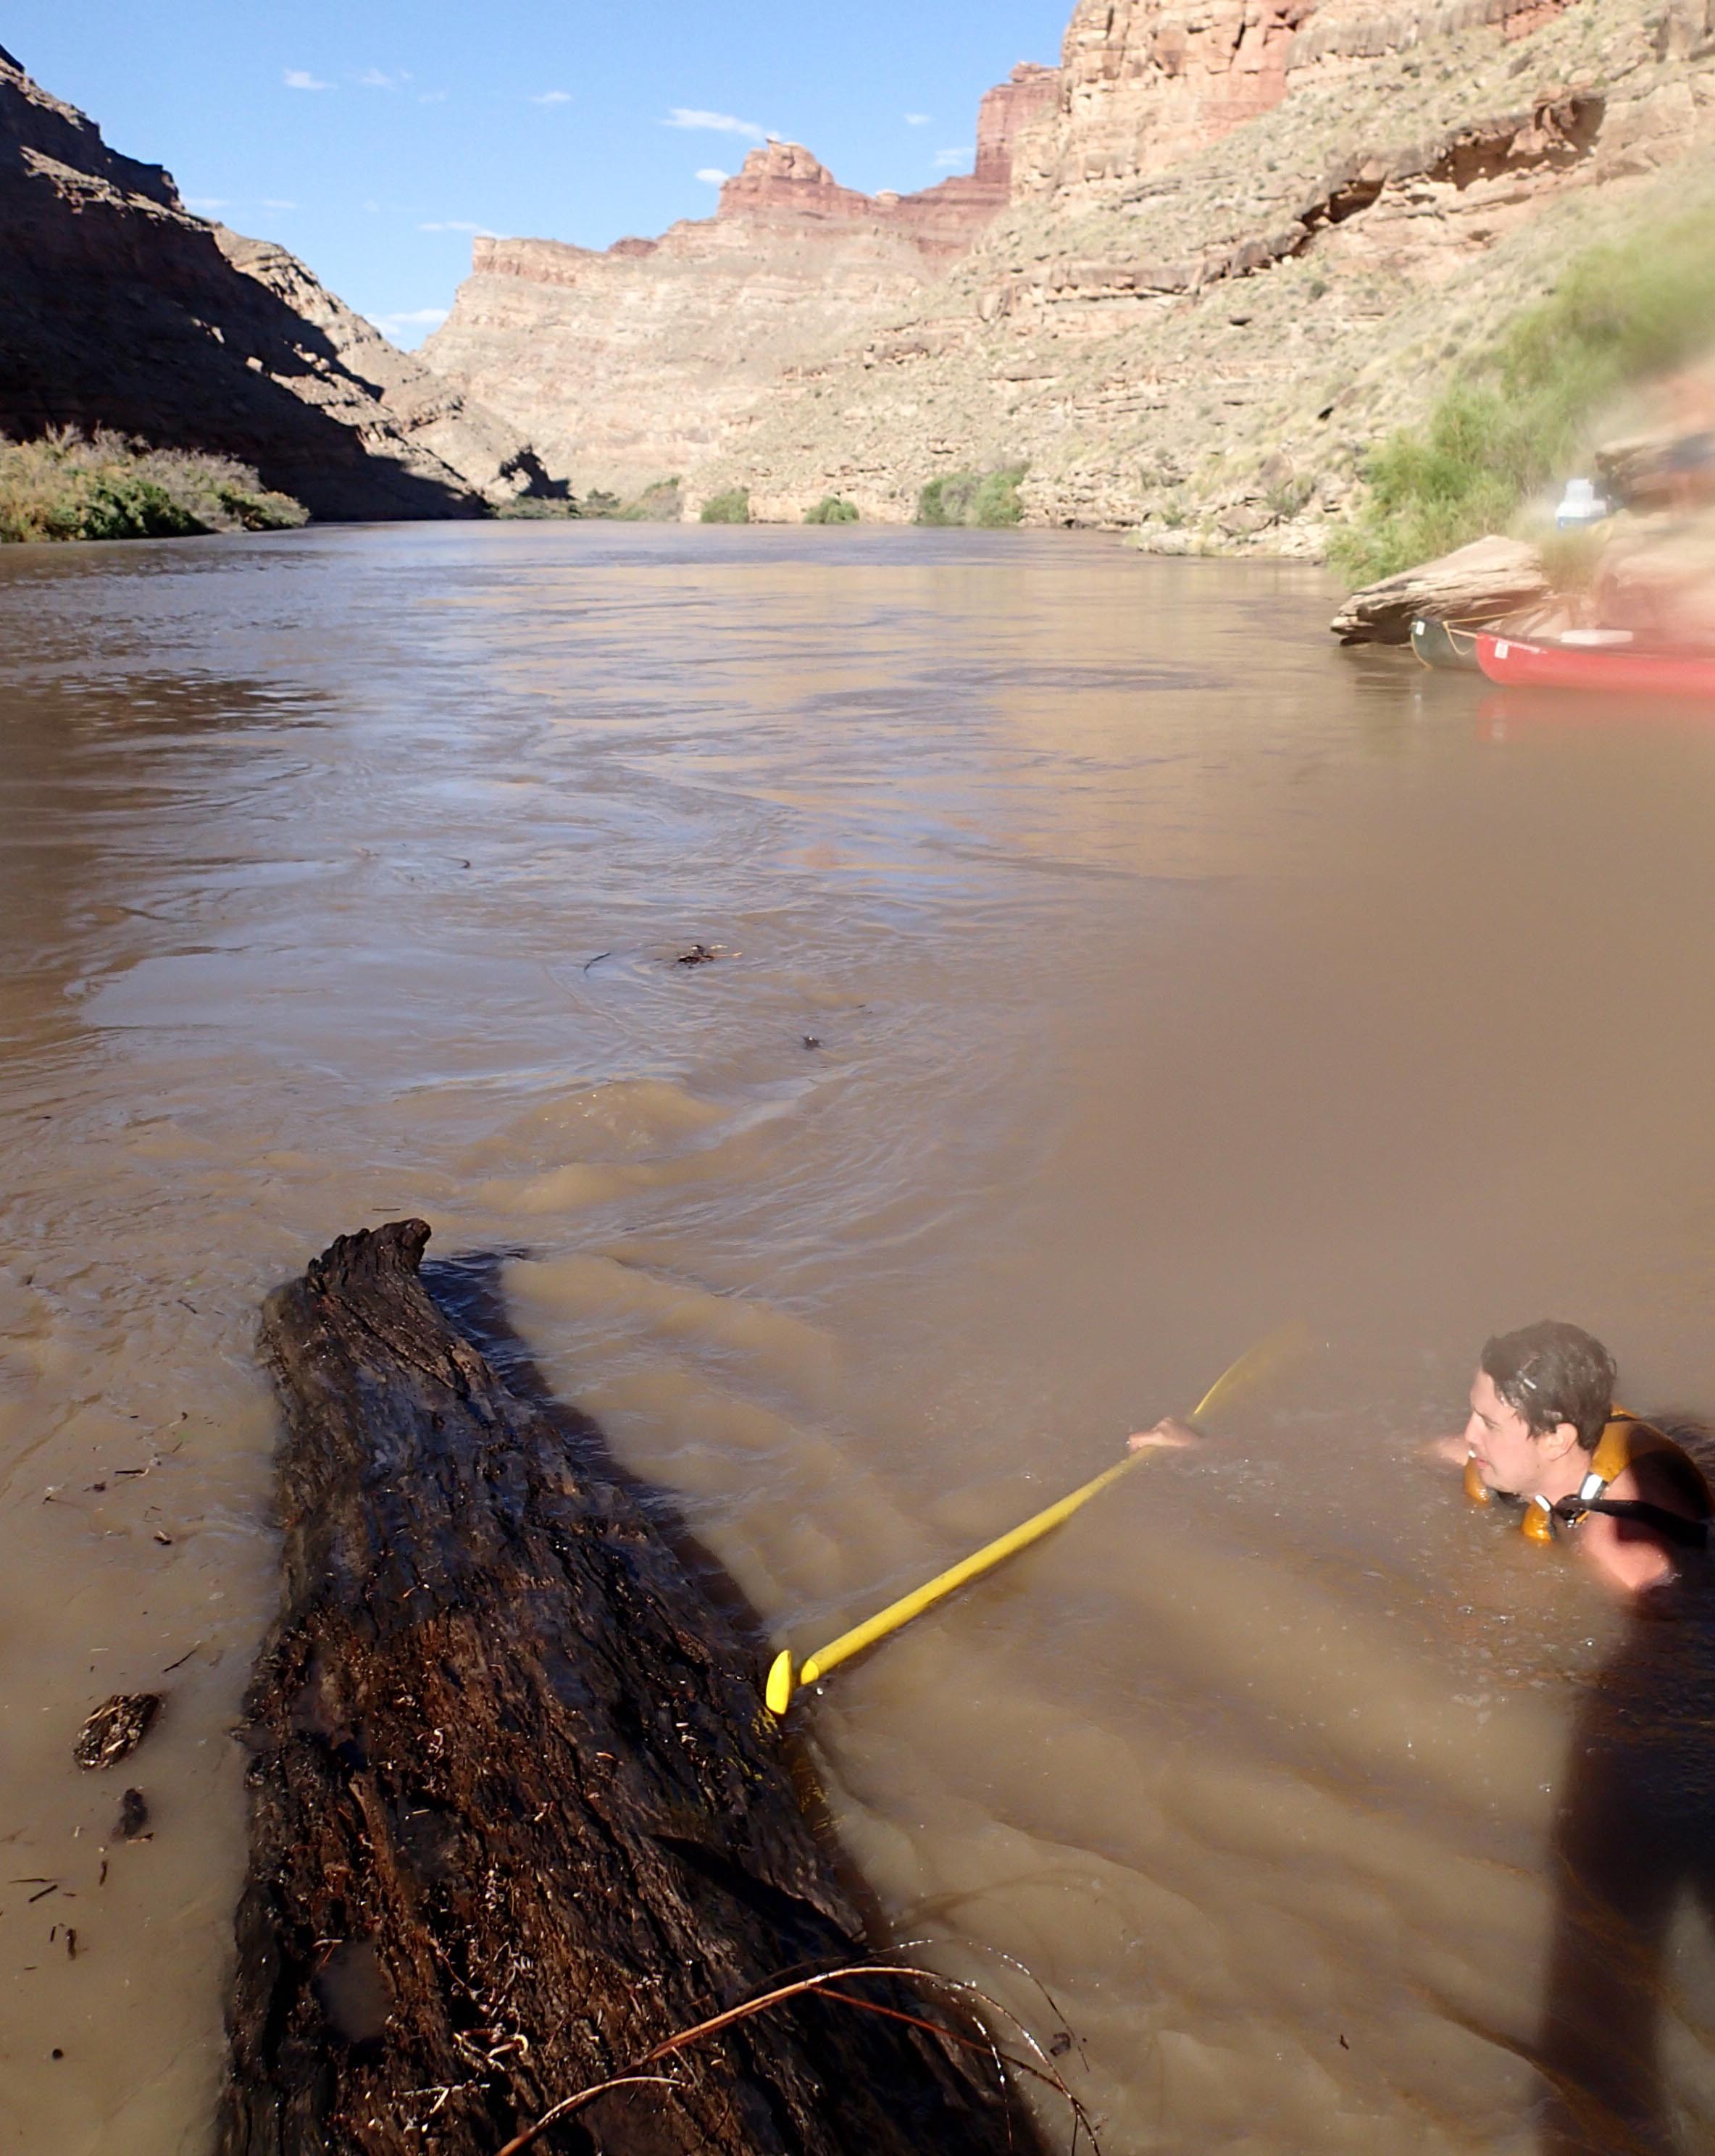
[1464,1414,1714,1546]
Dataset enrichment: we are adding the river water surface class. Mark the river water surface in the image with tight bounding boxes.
[7,523,1715,2154]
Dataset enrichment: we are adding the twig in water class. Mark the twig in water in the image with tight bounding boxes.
[583,952,612,973]
[895,1934,1089,2073]
[491,1960,1098,2156]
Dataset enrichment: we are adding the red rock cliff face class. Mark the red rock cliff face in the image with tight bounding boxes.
[705,0,1702,537]
[1011,0,1580,196]
[709,76,1060,258]
[975,61,1062,183]
[422,58,1062,494]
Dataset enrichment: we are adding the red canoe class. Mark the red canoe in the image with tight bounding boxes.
[1475,632,1715,699]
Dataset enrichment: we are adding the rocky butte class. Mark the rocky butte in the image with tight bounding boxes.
[420,0,1715,540]
[420,64,1059,501]
[0,43,556,519]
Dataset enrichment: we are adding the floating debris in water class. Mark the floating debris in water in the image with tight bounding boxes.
[117,1788,151,1842]
[674,942,739,966]
[73,1692,161,1770]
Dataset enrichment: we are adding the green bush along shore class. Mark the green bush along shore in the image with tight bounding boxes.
[804,495,859,523]
[0,429,307,543]
[699,487,751,525]
[914,464,1026,528]
[497,477,684,522]
[1334,206,1715,585]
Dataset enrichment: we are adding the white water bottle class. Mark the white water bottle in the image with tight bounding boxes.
[1555,477,1608,529]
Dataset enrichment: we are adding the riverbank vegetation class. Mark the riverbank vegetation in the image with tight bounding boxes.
[804,494,859,523]
[1333,206,1715,584]
[497,477,683,521]
[915,464,1026,527]
[0,429,306,543]
[699,487,751,524]
[614,477,683,521]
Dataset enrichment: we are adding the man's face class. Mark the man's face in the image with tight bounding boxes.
[1464,1368,1554,1495]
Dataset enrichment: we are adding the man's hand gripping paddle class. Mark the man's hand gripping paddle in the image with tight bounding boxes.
[764,1324,1310,1716]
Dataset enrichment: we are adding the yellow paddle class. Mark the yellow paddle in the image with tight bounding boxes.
[764,1324,1310,1715]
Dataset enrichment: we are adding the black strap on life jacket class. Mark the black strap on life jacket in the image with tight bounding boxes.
[1550,1495,1711,1550]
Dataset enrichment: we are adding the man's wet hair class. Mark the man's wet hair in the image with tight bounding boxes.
[1481,1321,1616,1453]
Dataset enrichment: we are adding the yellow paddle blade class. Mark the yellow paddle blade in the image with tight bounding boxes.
[765,1324,1307,1713]
[1190,1321,1314,1425]
[765,1650,797,1715]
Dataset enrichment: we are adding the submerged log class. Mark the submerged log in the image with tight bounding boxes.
[221,1220,1041,2156]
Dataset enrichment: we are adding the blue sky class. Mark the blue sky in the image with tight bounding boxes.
[8,2,1069,346]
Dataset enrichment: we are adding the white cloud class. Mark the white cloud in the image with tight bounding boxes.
[905,112,931,126]
[262,198,298,211]
[419,220,488,233]
[184,195,228,212]
[418,89,448,104]
[664,107,766,141]
[365,306,450,337]
[358,67,406,89]
[695,167,730,185]
[933,145,973,169]
[284,68,333,91]
[529,89,572,105]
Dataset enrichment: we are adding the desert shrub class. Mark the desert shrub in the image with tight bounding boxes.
[495,498,581,519]
[1264,472,1316,520]
[916,464,1027,527]
[972,464,1027,526]
[1333,204,1715,583]
[0,427,306,543]
[916,471,980,525]
[77,472,203,540]
[804,494,859,523]
[619,479,683,521]
[581,489,622,517]
[1533,519,1608,593]
[209,479,309,531]
[698,488,751,525]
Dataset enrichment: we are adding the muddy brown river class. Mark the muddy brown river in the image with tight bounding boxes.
[7,522,1715,2154]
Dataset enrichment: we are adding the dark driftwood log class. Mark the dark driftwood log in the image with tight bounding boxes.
[221,1221,1041,2156]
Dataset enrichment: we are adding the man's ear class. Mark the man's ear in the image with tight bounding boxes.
[1542,1418,1581,1461]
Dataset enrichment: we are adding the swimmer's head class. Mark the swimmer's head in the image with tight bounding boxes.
[1481,1321,1616,1452]
[1466,1322,1616,1497]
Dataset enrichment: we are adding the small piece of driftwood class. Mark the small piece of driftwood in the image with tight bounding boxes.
[74,1692,161,1770]
[219,1220,1040,2156]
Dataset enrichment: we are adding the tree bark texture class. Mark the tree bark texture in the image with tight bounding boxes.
[220,1220,1040,2156]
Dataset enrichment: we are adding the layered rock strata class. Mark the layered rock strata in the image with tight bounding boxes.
[1011,0,1584,202]
[0,44,551,520]
[422,64,1059,498]
[419,0,1715,541]
[681,0,1715,535]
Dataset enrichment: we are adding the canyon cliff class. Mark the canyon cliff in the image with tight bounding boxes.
[0,44,553,521]
[421,65,1059,499]
[422,0,1715,541]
